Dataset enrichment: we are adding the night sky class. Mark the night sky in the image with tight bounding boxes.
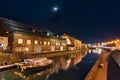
[0,0,120,43]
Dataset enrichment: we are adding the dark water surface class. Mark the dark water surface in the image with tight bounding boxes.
[0,49,101,80]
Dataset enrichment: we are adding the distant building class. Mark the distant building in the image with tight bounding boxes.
[0,17,67,53]
[61,33,82,50]
[114,39,120,50]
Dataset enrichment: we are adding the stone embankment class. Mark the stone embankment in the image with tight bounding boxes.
[85,50,109,80]
[84,54,102,80]
[111,50,120,67]
[0,48,87,71]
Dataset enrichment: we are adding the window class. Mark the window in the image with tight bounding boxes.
[60,46,64,51]
[18,39,23,44]
[44,41,47,45]
[58,42,60,46]
[34,40,38,44]
[56,42,58,45]
[27,40,31,44]
[62,43,66,46]
[48,42,50,45]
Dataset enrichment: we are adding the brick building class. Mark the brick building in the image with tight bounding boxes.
[61,33,82,50]
[0,17,67,53]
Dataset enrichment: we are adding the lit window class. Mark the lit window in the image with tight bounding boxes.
[62,43,66,46]
[27,40,31,44]
[34,40,38,44]
[44,41,47,45]
[58,42,60,45]
[48,42,50,45]
[56,42,58,45]
[18,39,23,44]
[60,46,64,51]
[25,47,29,51]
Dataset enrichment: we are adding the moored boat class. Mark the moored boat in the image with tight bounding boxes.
[15,57,53,72]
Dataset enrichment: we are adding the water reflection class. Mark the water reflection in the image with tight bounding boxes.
[0,70,21,80]
[88,48,102,54]
[15,52,86,80]
[0,50,100,80]
[1,73,5,80]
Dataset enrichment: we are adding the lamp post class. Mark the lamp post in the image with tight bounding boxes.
[25,47,29,52]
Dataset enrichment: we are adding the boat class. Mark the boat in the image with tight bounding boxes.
[15,57,53,72]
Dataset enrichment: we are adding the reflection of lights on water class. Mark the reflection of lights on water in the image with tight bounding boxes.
[81,51,87,58]
[45,75,49,80]
[59,57,72,70]
[65,59,71,70]
[14,71,26,79]
[36,71,43,76]
[74,66,80,70]
[91,48,102,54]
[15,53,84,80]
[97,49,102,54]
[66,59,71,64]
[88,49,92,53]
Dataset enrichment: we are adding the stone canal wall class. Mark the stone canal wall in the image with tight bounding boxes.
[0,48,87,66]
[0,54,21,66]
[84,54,102,80]
[111,50,120,67]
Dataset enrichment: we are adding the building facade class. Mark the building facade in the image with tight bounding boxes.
[61,33,82,50]
[0,17,67,53]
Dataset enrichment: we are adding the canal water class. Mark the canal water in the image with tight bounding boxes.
[0,49,101,80]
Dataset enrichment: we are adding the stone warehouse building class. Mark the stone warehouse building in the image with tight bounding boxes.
[61,33,82,50]
[0,17,67,53]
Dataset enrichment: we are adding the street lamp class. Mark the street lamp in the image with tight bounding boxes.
[25,47,29,52]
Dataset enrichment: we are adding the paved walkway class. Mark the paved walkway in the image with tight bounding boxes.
[95,51,120,80]
[95,51,109,80]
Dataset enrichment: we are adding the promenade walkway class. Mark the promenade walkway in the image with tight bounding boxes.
[95,51,120,80]
[95,51,109,80]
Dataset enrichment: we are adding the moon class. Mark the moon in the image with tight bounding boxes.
[52,6,59,12]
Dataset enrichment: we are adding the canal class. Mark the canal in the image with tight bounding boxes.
[0,49,101,80]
